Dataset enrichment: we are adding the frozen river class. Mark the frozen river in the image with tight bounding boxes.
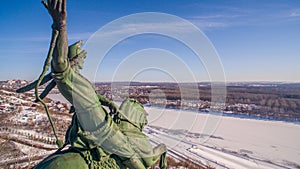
[146,106,300,168]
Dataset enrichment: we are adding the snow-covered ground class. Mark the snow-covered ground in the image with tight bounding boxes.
[145,106,300,169]
[47,93,69,104]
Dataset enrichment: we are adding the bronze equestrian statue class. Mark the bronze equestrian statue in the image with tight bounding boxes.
[17,0,167,168]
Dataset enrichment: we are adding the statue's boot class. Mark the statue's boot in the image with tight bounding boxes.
[141,143,167,168]
[153,143,167,155]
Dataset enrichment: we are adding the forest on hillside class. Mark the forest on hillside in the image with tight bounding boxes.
[95,82,300,121]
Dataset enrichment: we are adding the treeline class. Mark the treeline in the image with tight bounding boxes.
[226,84,300,114]
[95,82,300,120]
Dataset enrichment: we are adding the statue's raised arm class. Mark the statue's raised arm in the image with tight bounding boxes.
[42,0,68,73]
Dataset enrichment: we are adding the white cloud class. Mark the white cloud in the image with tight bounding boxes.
[0,32,93,43]
[290,9,300,17]
[87,21,202,44]
[189,20,227,29]
[0,36,49,42]
[190,14,246,20]
[68,32,94,41]
[186,13,249,29]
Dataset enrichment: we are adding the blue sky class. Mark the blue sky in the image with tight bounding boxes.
[0,0,299,82]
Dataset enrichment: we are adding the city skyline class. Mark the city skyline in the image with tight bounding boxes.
[0,0,299,82]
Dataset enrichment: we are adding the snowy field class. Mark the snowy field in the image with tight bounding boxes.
[145,106,300,169]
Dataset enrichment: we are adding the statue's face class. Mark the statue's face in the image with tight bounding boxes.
[77,55,85,69]
[69,49,87,72]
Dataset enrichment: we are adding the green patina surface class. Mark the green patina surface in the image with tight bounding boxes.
[18,0,167,168]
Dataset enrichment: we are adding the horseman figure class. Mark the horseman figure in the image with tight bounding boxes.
[17,0,167,168]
